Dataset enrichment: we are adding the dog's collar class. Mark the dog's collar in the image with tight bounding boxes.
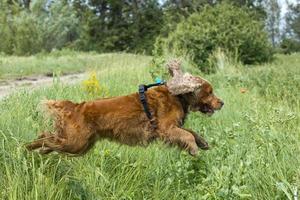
[138,81,165,127]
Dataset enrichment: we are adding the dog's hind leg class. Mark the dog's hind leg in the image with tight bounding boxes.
[36,132,55,154]
[39,147,53,154]
[34,127,96,155]
[27,100,96,155]
[26,132,73,154]
[25,132,54,151]
[27,134,70,154]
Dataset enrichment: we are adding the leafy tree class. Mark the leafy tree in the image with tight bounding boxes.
[38,0,80,51]
[153,3,273,73]
[281,0,300,53]
[285,0,300,39]
[76,0,163,54]
[0,2,12,54]
[280,38,300,53]
[221,0,266,19]
[22,0,31,9]
[264,0,281,47]
[0,0,80,55]
[11,12,42,55]
[160,0,266,33]
[0,0,287,56]
[160,0,215,37]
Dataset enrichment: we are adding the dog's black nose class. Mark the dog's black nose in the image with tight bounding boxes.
[220,101,224,107]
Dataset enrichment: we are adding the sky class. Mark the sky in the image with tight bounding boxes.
[280,0,297,16]
[278,0,298,30]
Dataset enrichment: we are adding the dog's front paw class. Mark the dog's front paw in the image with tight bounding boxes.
[195,136,209,150]
[189,148,199,156]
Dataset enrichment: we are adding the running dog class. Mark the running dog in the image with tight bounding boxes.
[26,60,224,156]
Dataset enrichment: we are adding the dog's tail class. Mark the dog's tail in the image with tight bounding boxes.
[38,99,77,121]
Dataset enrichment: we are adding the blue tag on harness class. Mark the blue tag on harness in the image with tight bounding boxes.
[155,77,163,84]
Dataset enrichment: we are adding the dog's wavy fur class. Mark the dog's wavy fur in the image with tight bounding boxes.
[26,83,223,156]
[26,61,223,156]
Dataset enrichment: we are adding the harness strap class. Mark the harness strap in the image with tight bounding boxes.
[138,82,165,125]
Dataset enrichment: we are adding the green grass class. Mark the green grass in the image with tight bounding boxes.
[0,52,299,199]
[0,49,151,80]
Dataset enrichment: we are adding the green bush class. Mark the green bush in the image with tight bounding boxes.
[11,12,43,55]
[280,38,300,54]
[153,3,274,73]
[0,2,16,54]
[0,0,79,56]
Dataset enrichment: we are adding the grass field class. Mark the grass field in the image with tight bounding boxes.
[0,52,299,199]
[0,50,150,80]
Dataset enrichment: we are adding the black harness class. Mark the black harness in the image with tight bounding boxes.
[138,81,165,126]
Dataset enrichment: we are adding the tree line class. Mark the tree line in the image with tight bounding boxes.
[0,0,299,56]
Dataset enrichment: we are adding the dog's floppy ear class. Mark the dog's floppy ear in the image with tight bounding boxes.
[166,59,202,95]
[167,59,183,77]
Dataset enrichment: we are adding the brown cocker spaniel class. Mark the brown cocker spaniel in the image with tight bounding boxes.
[26,60,223,156]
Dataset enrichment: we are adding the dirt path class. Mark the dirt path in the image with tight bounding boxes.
[0,73,87,100]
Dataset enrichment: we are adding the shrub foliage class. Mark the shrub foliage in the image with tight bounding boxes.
[280,38,300,54]
[153,4,274,73]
